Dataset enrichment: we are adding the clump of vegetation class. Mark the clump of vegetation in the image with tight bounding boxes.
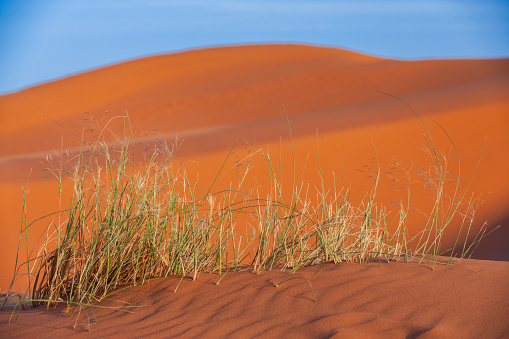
[2,102,490,325]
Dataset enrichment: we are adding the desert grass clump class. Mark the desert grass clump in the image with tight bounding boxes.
[2,104,491,324]
[26,134,255,313]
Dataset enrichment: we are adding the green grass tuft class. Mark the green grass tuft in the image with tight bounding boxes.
[2,102,492,328]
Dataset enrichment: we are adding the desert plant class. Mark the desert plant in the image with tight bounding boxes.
[2,102,491,327]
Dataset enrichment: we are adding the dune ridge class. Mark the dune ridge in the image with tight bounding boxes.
[1,44,508,159]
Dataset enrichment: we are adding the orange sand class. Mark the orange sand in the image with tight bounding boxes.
[2,259,509,337]
[0,44,508,336]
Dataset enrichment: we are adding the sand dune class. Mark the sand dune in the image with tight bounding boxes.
[2,259,509,338]
[1,44,508,336]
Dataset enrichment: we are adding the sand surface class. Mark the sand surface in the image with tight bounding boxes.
[1,44,508,337]
[1,259,509,338]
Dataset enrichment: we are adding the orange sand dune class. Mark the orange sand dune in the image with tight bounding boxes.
[0,44,508,335]
[2,259,509,338]
[0,44,507,159]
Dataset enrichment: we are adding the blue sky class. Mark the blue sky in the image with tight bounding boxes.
[0,0,508,94]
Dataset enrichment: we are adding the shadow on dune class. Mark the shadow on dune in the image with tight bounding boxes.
[470,215,509,261]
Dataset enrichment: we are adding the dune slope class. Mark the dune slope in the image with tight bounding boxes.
[2,259,509,338]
